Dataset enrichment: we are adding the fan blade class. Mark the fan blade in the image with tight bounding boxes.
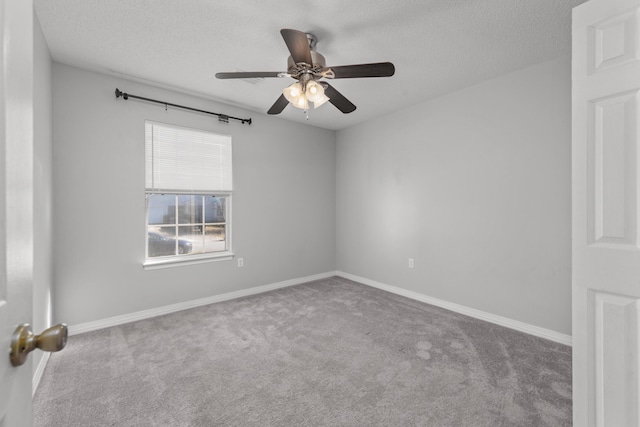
[267,94,289,115]
[281,29,313,65]
[323,62,395,79]
[215,71,288,79]
[322,83,356,114]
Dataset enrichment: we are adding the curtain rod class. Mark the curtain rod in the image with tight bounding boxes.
[114,88,252,125]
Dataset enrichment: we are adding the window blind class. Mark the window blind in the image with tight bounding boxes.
[145,121,232,193]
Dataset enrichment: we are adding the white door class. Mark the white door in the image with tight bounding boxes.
[0,0,35,426]
[573,0,640,425]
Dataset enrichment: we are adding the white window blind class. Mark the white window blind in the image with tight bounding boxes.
[145,121,232,193]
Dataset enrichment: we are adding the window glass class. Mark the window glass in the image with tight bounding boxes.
[148,194,176,225]
[147,193,229,259]
[204,225,226,252]
[148,226,179,257]
[177,225,201,254]
[178,195,203,224]
[205,196,226,223]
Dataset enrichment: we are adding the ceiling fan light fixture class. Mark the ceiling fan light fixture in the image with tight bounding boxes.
[217,29,395,116]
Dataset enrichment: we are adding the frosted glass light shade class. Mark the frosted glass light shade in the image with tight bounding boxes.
[294,94,309,110]
[313,93,330,108]
[305,81,325,102]
[283,82,303,104]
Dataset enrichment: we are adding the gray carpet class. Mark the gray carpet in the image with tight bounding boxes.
[34,276,572,426]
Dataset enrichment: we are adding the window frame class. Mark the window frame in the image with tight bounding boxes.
[143,121,234,269]
[143,192,233,269]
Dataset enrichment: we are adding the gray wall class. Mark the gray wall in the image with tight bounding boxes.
[33,12,53,382]
[336,56,571,335]
[53,64,336,326]
[52,55,571,336]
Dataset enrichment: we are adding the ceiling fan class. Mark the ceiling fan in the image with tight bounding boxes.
[215,29,395,115]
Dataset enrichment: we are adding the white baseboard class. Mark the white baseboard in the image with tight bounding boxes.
[69,271,336,336]
[336,271,572,346]
[32,352,50,397]
[69,270,572,347]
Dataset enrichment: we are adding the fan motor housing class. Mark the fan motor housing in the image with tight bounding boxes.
[287,51,326,71]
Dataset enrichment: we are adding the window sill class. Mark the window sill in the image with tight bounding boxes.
[143,251,234,270]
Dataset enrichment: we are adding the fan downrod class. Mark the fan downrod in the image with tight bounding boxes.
[306,33,317,51]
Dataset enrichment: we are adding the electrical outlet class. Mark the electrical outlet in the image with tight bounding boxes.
[408,258,414,268]
[237,257,244,268]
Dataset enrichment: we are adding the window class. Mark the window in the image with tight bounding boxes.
[144,121,232,267]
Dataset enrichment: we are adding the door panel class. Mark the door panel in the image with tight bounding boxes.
[592,291,640,426]
[588,90,639,247]
[573,0,640,425]
[0,0,35,426]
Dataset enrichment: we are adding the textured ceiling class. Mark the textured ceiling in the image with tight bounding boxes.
[34,0,587,131]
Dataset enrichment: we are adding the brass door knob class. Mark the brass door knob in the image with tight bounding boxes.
[10,323,68,367]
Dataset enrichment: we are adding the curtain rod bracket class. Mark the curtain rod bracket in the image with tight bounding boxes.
[114,88,251,125]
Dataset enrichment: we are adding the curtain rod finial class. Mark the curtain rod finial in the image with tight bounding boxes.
[115,88,128,100]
